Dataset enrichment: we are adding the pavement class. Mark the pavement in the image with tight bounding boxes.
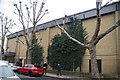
[44,73,91,80]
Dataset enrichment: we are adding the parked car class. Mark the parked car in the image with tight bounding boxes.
[0,61,21,80]
[8,63,20,72]
[17,64,44,76]
[0,60,8,64]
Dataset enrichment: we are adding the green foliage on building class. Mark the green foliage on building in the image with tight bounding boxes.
[31,34,43,65]
[48,18,88,71]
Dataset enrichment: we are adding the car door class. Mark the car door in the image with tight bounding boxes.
[20,64,28,73]
[23,64,30,73]
[25,65,32,73]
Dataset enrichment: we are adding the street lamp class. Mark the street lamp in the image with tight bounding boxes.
[96,0,102,9]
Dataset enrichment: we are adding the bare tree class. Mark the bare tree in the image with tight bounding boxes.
[0,12,15,60]
[54,0,120,79]
[13,0,48,64]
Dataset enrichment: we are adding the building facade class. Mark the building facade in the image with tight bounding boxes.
[6,1,120,74]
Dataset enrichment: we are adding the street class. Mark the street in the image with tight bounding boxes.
[16,73,87,80]
[16,73,64,80]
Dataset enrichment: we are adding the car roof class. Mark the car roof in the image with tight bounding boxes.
[26,64,34,65]
[0,60,8,65]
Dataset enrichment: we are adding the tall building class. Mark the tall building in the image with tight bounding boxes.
[6,1,120,74]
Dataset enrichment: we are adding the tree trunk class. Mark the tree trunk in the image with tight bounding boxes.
[26,33,35,64]
[89,45,100,79]
[1,36,5,54]
[26,47,32,64]
[1,37,5,60]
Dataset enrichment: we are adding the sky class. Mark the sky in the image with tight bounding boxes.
[0,0,118,33]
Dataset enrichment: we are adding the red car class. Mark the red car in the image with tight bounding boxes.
[17,64,44,76]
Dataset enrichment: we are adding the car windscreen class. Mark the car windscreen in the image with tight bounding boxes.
[0,65,15,78]
[8,63,16,66]
[34,65,42,68]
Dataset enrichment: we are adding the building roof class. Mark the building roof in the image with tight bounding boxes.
[6,1,120,39]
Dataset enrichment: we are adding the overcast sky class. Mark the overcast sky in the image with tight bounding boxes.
[0,0,118,33]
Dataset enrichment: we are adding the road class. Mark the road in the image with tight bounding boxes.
[16,73,64,80]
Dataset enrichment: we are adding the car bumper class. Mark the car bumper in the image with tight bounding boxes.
[32,71,44,75]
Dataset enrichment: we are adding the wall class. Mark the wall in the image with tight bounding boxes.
[81,13,117,74]
[116,11,120,73]
[6,13,119,74]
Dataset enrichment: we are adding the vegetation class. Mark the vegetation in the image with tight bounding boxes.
[31,34,43,65]
[0,12,15,59]
[48,18,88,71]
[55,1,120,78]
[14,0,48,64]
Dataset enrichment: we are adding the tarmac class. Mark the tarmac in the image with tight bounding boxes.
[44,73,91,80]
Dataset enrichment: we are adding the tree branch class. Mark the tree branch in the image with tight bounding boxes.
[36,0,45,21]
[91,4,101,42]
[14,2,30,46]
[25,5,33,24]
[94,19,120,44]
[37,9,48,22]
[54,20,88,48]
[101,0,113,10]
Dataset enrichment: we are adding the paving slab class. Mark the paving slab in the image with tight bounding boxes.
[45,73,91,80]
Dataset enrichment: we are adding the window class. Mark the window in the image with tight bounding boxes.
[89,59,102,73]
[27,65,32,68]
[23,65,28,67]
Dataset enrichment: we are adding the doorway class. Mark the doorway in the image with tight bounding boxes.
[89,59,102,73]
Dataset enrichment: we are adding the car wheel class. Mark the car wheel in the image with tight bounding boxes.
[17,69,21,74]
[28,71,33,77]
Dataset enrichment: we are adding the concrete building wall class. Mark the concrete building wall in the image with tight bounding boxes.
[7,38,17,52]
[116,11,120,73]
[7,35,27,63]
[81,13,118,74]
